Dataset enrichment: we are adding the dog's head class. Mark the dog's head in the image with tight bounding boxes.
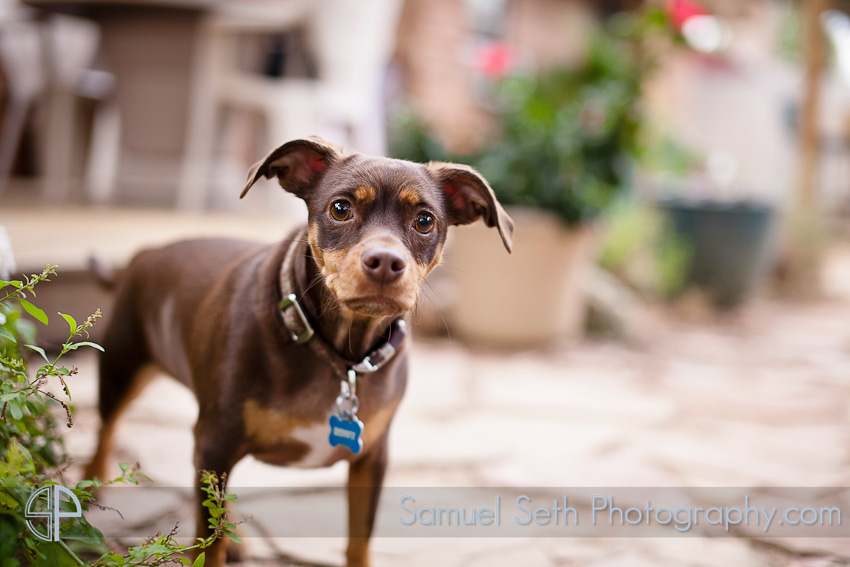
[241,136,514,318]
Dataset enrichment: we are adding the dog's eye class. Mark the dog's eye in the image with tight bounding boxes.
[413,212,434,234]
[330,200,352,221]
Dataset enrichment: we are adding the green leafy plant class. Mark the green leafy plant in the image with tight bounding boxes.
[389,8,672,227]
[0,267,237,566]
[387,104,453,166]
[91,471,239,567]
[473,8,670,226]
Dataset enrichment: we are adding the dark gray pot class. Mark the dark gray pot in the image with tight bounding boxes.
[658,198,777,308]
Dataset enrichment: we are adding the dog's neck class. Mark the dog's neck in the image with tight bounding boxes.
[290,239,397,362]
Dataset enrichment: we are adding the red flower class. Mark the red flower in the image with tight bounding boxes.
[476,42,515,80]
[667,0,709,30]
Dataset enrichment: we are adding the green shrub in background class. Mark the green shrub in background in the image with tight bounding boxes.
[598,202,693,298]
[474,35,642,224]
[390,7,671,227]
[0,267,237,567]
[387,104,453,166]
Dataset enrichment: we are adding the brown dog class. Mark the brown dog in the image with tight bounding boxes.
[85,136,513,566]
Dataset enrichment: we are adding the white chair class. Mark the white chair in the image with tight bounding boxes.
[307,0,404,155]
[0,7,107,202]
[177,0,404,211]
[177,0,317,211]
[41,14,102,202]
[0,8,44,196]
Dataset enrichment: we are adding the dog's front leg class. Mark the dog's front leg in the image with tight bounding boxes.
[346,435,389,567]
[192,422,243,567]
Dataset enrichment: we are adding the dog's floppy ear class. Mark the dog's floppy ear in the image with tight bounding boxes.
[426,162,514,253]
[240,136,342,199]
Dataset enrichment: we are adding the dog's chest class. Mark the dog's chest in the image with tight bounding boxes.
[241,396,397,467]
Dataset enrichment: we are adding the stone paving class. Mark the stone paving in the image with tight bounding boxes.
[54,244,850,567]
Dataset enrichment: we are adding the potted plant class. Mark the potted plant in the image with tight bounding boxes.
[440,10,668,345]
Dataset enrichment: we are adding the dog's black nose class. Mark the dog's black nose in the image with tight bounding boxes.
[362,247,407,284]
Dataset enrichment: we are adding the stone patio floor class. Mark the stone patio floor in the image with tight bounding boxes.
[49,242,850,567]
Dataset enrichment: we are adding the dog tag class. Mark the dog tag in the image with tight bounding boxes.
[329,414,364,454]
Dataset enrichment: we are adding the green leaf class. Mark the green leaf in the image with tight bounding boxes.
[59,313,77,335]
[25,344,49,363]
[18,299,47,325]
[75,480,96,490]
[98,551,125,566]
[192,552,206,567]
[15,443,33,464]
[31,541,79,567]
[0,490,19,509]
[138,544,169,555]
[74,341,104,352]
[0,327,16,344]
[225,531,242,544]
[8,402,22,421]
[61,521,105,545]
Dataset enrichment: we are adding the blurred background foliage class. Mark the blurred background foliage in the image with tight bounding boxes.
[391,7,673,226]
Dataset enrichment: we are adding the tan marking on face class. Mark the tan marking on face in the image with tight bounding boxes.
[422,241,444,276]
[354,185,376,204]
[321,249,347,279]
[328,234,420,317]
[311,216,426,317]
[309,222,348,279]
[308,224,325,270]
[398,187,422,208]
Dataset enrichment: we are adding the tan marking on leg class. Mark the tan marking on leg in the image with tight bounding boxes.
[84,364,159,480]
[346,537,370,567]
[398,187,422,208]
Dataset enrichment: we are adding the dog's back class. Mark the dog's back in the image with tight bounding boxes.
[104,238,265,383]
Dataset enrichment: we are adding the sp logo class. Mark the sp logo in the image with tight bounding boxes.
[25,485,82,542]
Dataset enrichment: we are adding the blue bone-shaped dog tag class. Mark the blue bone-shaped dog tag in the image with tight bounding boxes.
[329,414,364,454]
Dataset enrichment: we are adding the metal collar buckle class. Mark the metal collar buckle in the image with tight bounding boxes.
[351,319,407,374]
[280,290,406,374]
[280,293,314,344]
